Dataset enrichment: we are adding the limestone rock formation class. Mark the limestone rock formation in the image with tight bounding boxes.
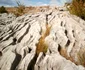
[0,13,16,33]
[0,7,85,70]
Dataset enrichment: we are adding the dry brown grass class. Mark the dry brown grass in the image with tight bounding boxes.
[68,0,85,20]
[36,37,48,55]
[14,6,25,17]
[60,48,78,65]
[13,0,25,17]
[60,49,68,59]
[43,24,51,38]
[36,24,51,56]
[5,6,50,15]
[77,48,85,67]
[6,7,16,13]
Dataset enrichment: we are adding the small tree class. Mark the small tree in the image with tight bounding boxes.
[0,6,8,13]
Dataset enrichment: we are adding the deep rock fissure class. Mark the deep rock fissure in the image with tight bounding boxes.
[27,53,38,70]
[17,25,30,43]
[10,53,21,70]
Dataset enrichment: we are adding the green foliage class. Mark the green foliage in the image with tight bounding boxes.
[0,6,8,13]
[68,0,85,20]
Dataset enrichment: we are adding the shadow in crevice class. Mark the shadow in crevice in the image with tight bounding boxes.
[58,44,62,52]
[10,53,21,70]
[0,51,2,56]
[65,30,68,36]
[65,40,70,47]
[27,53,38,70]
[17,25,30,43]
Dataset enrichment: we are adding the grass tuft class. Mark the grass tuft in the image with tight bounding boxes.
[36,37,48,55]
[59,48,78,65]
[77,48,85,67]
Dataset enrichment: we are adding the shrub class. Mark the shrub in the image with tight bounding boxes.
[14,0,25,16]
[0,6,8,13]
[77,48,85,67]
[68,0,85,20]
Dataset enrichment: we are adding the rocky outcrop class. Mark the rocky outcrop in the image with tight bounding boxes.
[0,7,85,70]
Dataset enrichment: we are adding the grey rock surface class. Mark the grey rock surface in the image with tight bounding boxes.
[0,7,85,70]
[0,13,16,34]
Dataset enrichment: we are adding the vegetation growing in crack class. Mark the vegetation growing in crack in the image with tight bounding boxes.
[36,37,48,56]
[36,24,51,56]
[27,23,51,70]
[77,48,85,67]
[58,45,78,65]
